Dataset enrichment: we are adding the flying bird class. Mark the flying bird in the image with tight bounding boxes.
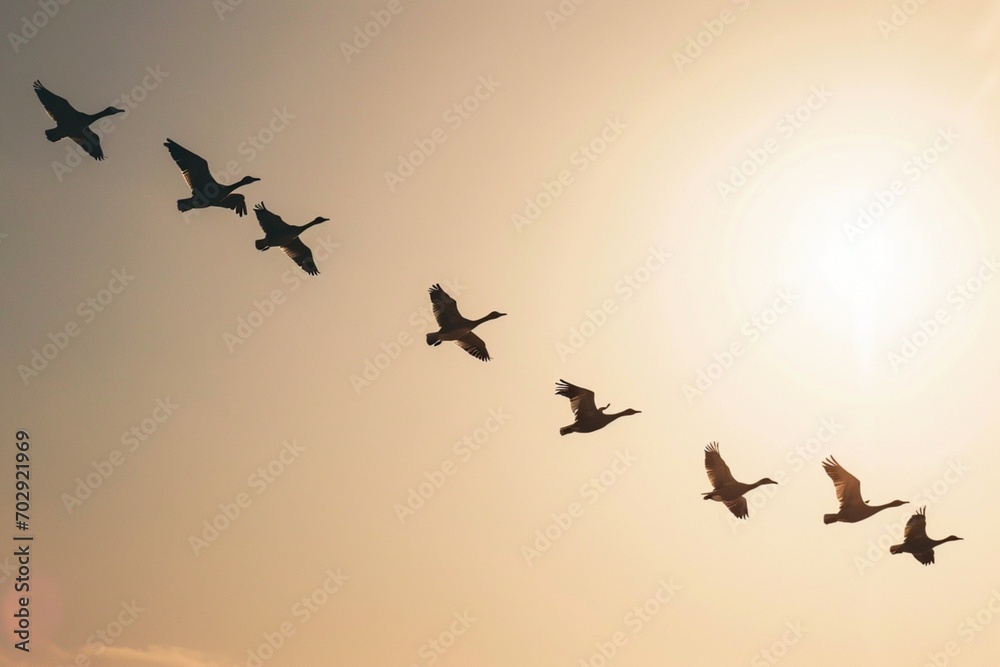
[164,139,260,216]
[702,442,776,519]
[33,80,123,160]
[822,456,907,524]
[554,380,640,435]
[426,284,505,361]
[890,507,962,565]
[253,202,328,275]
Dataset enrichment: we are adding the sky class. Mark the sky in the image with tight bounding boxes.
[2,1,1000,665]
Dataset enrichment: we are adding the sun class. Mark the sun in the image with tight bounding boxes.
[725,136,979,394]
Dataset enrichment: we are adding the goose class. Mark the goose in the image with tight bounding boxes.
[33,80,123,161]
[426,284,505,361]
[890,507,962,565]
[702,441,776,519]
[164,139,260,216]
[253,202,328,275]
[555,380,640,435]
[822,456,907,524]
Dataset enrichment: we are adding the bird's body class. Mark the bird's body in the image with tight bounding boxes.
[555,380,640,435]
[821,457,907,524]
[34,80,123,160]
[702,442,776,519]
[253,202,328,275]
[164,139,259,216]
[890,507,962,565]
[426,284,505,361]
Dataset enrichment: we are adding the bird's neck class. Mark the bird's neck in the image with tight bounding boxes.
[92,108,117,120]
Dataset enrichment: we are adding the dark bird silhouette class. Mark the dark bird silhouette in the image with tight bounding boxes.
[702,442,776,519]
[822,456,907,524]
[164,139,259,216]
[33,80,123,160]
[555,380,640,435]
[426,284,505,361]
[253,202,328,275]
[890,507,962,565]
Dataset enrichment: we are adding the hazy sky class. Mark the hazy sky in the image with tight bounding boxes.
[3,1,1000,665]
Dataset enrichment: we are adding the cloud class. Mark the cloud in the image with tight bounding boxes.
[0,643,232,667]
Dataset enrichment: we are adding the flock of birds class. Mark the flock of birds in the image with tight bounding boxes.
[33,80,963,568]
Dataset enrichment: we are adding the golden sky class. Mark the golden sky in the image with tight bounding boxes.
[2,1,1000,665]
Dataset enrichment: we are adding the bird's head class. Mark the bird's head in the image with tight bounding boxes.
[944,535,964,543]
[486,311,507,320]
[103,106,126,115]
[621,408,641,416]
[759,478,778,486]
[888,499,908,508]
[310,216,331,225]
[237,175,262,186]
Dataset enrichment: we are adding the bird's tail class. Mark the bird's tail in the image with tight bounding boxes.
[889,544,902,555]
[823,513,838,525]
[177,199,193,212]
[426,332,440,346]
[559,425,573,436]
[255,239,269,251]
[45,128,62,142]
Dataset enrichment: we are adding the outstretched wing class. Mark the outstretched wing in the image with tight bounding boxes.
[903,507,929,543]
[254,202,292,234]
[704,442,737,489]
[281,238,319,276]
[164,139,213,191]
[72,127,105,161]
[724,497,748,519]
[822,457,863,511]
[428,284,462,328]
[33,81,77,122]
[555,380,599,418]
[456,332,490,361]
[913,550,935,566]
[221,194,248,217]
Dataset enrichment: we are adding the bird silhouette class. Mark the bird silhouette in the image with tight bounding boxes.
[34,80,123,160]
[426,284,505,361]
[890,507,963,565]
[702,442,776,519]
[822,456,907,524]
[164,139,260,216]
[555,380,640,435]
[253,202,328,275]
